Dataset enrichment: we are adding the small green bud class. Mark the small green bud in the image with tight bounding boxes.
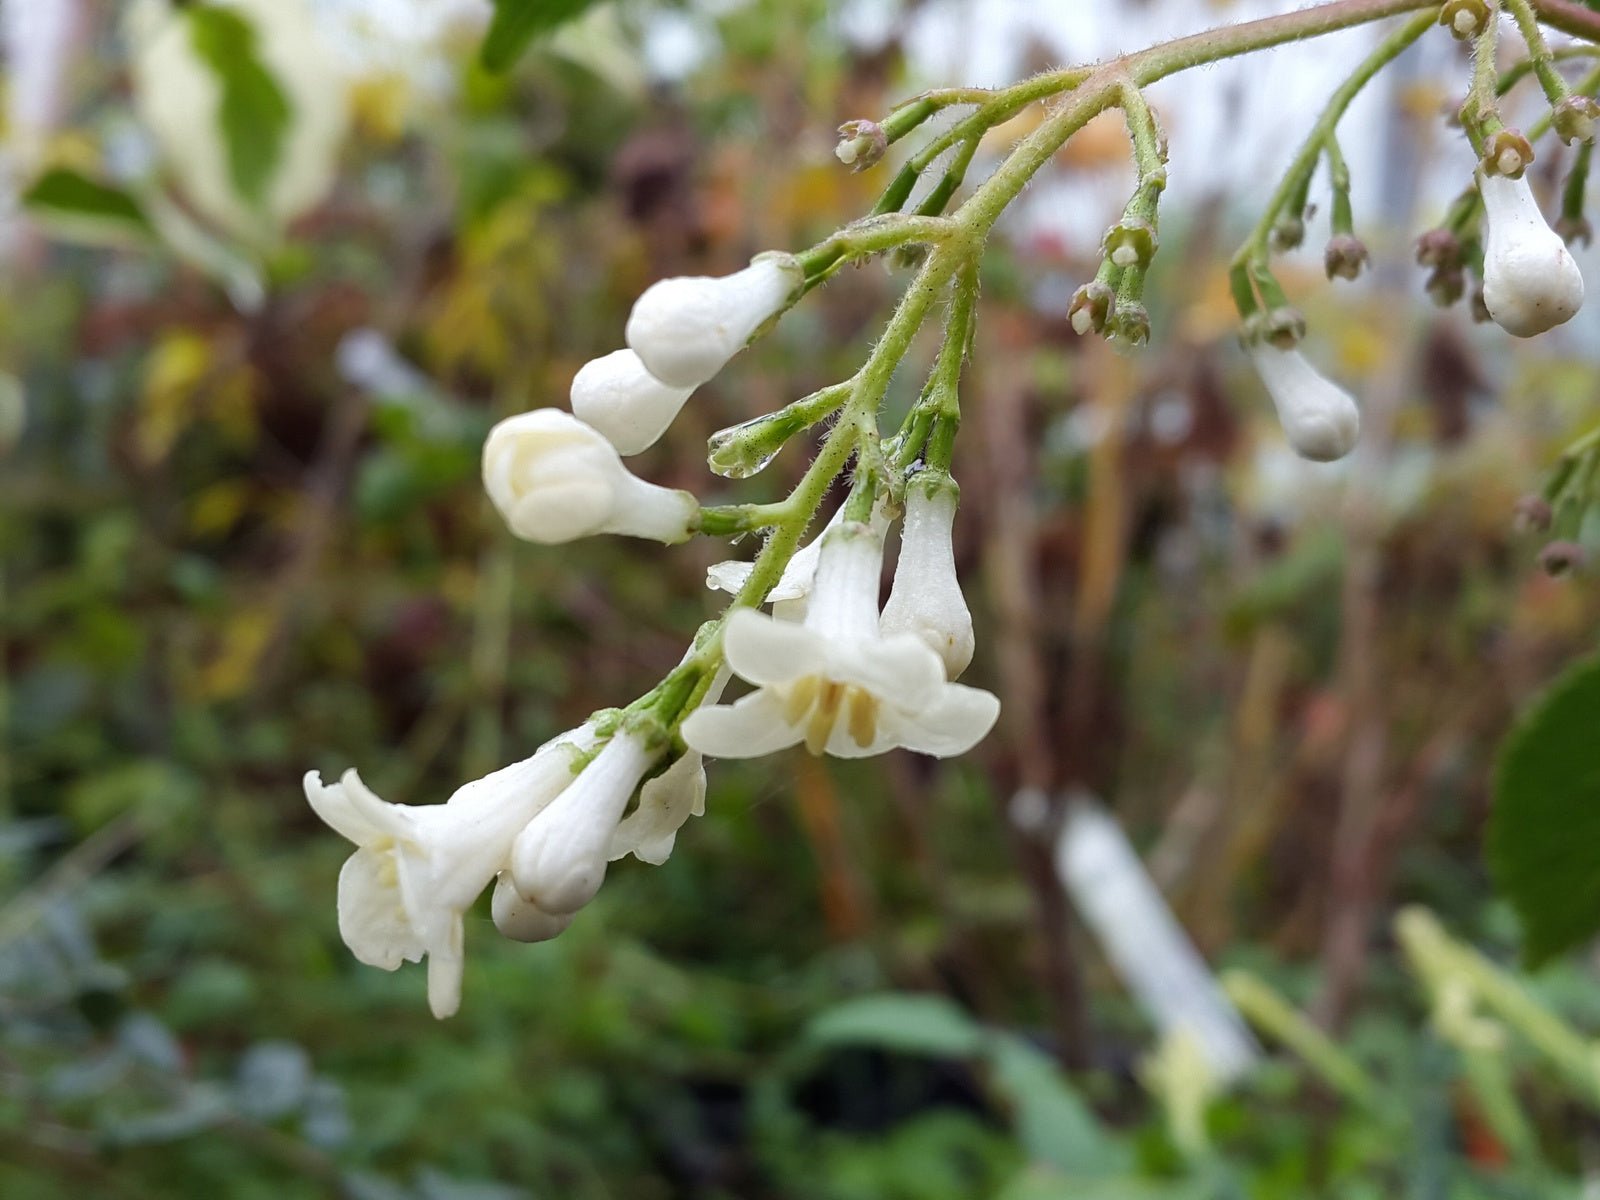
[1271,213,1307,252]
[835,119,889,171]
[1110,301,1150,348]
[1415,227,1463,269]
[1553,96,1600,146]
[1068,280,1116,336]
[1556,213,1594,248]
[1324,234,1370,282]
[1512,494,1554,534]
[1439,0,1489,41]
[1425,264,1467,308]
[1539,540,1585,577]
[1481,129,1535,180]
[1103,219,1157,270]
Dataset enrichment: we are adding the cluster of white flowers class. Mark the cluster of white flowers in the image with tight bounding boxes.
[309,256,1000,1015]
[1245,164,1584,467]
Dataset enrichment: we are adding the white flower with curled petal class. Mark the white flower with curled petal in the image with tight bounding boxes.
[482,409,698,544]
[1479,171,1585,337]
[682,521,1001,760]
[303,727,593,1018]
[1247,344,1360,463]
[570,349,696,456]
[707,503,892,622]
[607,670,730,865]
[879,472,974,680]
[510,729,657,915]
[626,253,805,388]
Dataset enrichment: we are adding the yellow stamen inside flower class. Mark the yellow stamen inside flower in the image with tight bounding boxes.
[805,681,846,755]
[847,687,878,748]
[784,675,821,726]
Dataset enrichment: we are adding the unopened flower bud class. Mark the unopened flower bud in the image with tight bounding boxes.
[626,253,804,388]
[1324,234,1370,282]
[1479,172,1585,336]
[1111,301,1151,347]
[1539,540,1586,577]
[570,349,695,456]
[1271,214,1306,252]
[1104,219,1157,270]
[1069,280,1115,336]
[511,731,655,915]
[1426,264,1467,307]
[1512,494,1554,534]
[483,409,699,544]
[1440,0,1490,40]
[1556,213,1594,248]
[1552,96,1600,146]
[1482,129,1535,180]
[491,875,576,943]
[1415,227,1463,269]
[835,119,888,171]
[880,473,974,679]
[1248,343,1361,462]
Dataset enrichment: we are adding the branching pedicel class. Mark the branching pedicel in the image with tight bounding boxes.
[308,0,1600,1016]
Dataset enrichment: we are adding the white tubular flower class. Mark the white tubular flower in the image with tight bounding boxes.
[490,874,575,944]
[625,253,805,388]
[879,473,974,680]
[682,521,1001,760]
[1247,344,1361,463]
[482,409,698,544]
[570,349,696,456]
[303,730,592,1019]
[607,669,730,866]
[707,503,892,622]
[510,730,656,915]
[1479,172,1585,337]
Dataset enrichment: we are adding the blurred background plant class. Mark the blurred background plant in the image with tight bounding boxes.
[6,0,1600,1196]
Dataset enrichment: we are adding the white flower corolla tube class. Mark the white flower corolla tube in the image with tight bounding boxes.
[1478,172,1585,337]
[303,727,594,1018]
[706,502,892,621]
[482,409,698,544]
[126,0,349,242]
[608,669,731,865]
[1247,344,1361,463]
[625,253,805,388]
[490,873,575,944]
[570,349,696,456]
[682,521,1001,760]
[879,473,974,680]
[510,730,656,915]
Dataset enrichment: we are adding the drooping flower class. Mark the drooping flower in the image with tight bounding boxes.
[490,874,574,944]
[303,728,593,1018]
[510,729,657,915]
[1478,172,1585,337]
[625,253,805,388]
[1247,343,1360,462]
[482,409,698,544]
[607,669,730,865]
[570,349,696,456]
[879,472,975,680]
[682,521,1001,759]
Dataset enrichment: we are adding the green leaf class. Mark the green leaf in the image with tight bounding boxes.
[21,168,154,237]
[988,1036,1128,1177]
[803,993,987,1058]
[185,4,291,209]
[480,0,603,73]
[1489,656,1600,965]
